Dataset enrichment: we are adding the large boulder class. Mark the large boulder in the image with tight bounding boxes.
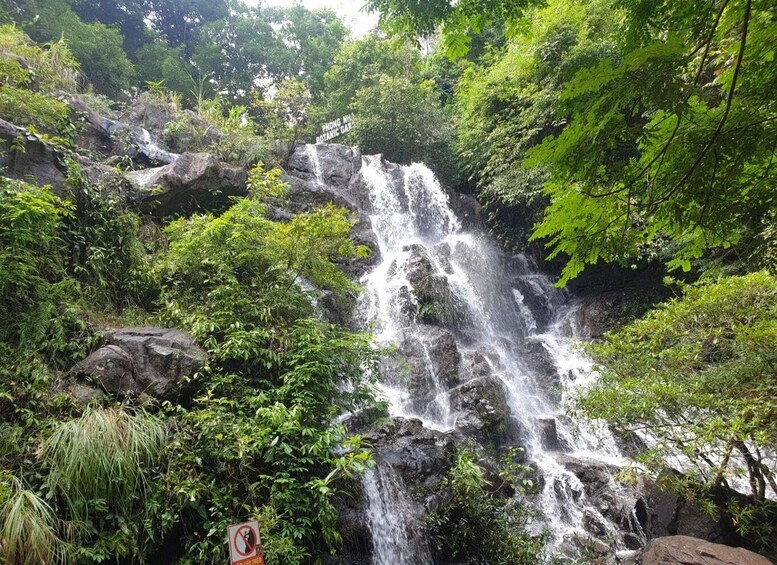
[287,143,362,189]
[71,327,206,402]
[635,472,729,544]
[124,152,247,215]
[70,96,114,154]
[641,536,773,565]
[0,118,66,190]
[450,375,512,449]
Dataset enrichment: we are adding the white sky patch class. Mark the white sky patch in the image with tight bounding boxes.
[247,0,380,37]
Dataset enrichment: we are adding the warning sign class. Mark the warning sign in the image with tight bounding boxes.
[227,520,265,565]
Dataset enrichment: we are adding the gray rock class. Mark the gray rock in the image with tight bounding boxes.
[450,375,511,449]
[70,96,113,154]
[287,143,362,189]
[400,244,463,327]
[124,152,247,216]
[641,536,773,565]
[71,327,206,402]
[635,472,727,544]
[0,118,66,190]
[537,417,568,452]
[519,337,562,400]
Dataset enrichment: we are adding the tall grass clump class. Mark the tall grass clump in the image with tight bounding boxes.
[41,407,167,521]
[0,477,71,565]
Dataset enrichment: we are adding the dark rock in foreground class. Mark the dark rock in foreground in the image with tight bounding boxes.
[641,535,773,565]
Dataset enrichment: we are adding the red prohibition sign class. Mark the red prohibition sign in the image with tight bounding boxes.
[233,525,257,556]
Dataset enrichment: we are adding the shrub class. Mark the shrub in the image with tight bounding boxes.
[429,451,546,565]
[0,84,71,132]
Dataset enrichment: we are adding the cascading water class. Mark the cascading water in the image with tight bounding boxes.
[298,144,639,560]
[363,465,434,565]
[350,153,632,557]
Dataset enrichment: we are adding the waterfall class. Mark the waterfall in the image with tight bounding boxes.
[305,143,325,184]
[362,465,433,565]
[354,154,632,555]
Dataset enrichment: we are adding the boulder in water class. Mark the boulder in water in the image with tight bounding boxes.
[450,375,512,449]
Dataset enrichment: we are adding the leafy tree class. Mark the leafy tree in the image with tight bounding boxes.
[366,0,531,58]
[69,0,147,52]
[349,75,458,182]
[267,6,348,100]
[191,7,290,104]
[252,77,312,161]
[142,0,229,50]
[455,0,622,248]
[130,30,194,95]
[319,33,420,121]
[526,0,777,283]
[22,0,136,96]
[576,272,777,548]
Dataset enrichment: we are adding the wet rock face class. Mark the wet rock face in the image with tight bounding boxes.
[397,244,464,327]
[71,327,206,402]
[635,472,728,544]
[450,375,513,449]
[124,152,247,216]
[641,535,773,565]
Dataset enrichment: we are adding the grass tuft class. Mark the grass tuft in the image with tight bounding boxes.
[41,406,167,521]
[0,479,71,565]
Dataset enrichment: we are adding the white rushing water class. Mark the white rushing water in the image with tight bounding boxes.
[302,144,637,561]
[363,466,434,565]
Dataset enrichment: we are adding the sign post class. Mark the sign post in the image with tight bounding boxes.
[227,520,265,565]
[316,114,353,144]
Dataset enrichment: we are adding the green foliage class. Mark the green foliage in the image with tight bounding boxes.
[0,24,80,91]
[366,0,531,57]
[132,35,193,95]
[252,77,311,161]
[455,0,622,249]
[319,34,420,119]
[266,6,348,100]
[42,407,167,521]
[576,272,777,546]
[524,0,777,283]
[24,0,136,96]
[349,75,458,182]
[0,85,71,132]
[429,451,545,564]
[152,167,379,563]
[0,178,87,360]
[60,159,154,305]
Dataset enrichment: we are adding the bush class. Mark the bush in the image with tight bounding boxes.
[0,84,71,132]
[429,452,546,565]
[154,166,379,563]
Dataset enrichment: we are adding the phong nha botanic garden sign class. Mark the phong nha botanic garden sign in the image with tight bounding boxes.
[316,114,353,144]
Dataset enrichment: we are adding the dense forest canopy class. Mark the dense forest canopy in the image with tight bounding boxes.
[0,0,775,562]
